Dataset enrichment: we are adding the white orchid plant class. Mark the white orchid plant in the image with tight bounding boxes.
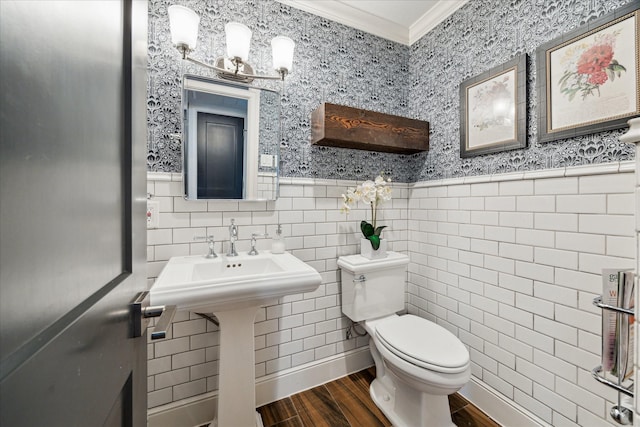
[341,174,392,250]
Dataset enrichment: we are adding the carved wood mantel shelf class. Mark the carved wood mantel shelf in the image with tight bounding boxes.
[310,103,429,154]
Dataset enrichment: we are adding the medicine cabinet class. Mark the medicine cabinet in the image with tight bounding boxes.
[182,75,280,201]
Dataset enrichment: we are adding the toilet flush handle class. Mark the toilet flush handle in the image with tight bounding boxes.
[353,275,366,291]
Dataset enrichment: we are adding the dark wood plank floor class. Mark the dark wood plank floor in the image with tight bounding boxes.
[257,367,501,427]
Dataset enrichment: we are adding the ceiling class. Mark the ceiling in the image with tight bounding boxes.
[276,0,469,45]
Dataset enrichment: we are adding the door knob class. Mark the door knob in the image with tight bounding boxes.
[131,291,177,340]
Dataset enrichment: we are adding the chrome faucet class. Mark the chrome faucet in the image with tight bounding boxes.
[248,233,269,256]
[194,235,217,258]
[227,219,238,257]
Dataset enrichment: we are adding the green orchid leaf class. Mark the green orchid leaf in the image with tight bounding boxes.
[360,221,374,237]
[374,225,387,236]
[367,235,381,250]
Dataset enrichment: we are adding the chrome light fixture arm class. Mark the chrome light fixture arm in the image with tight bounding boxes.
[189,56,286,83]
[177,45,286,83]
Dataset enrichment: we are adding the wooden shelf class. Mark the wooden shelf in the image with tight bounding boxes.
[311,103,429,154]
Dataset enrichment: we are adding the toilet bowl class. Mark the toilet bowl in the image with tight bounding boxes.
[363,314,470,427]
[338,252,470,427]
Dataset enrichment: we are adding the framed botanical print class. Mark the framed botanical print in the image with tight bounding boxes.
[537,3,640,143]
[459,55,527,158]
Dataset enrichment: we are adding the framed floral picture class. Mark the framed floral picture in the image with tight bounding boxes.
[537,3,639,143]
[459,55,527,158]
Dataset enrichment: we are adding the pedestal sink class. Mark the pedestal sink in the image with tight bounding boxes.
[150,251,322,427]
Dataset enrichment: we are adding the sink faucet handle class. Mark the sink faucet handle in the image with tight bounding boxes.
[194,235,217,259]
[229,219,238,240]
[227,219,239,257]
[248,233,269,256]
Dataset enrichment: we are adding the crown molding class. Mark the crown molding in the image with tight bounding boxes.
[277,0,468,46]
[409,0,469,44]
[277,0,409,44]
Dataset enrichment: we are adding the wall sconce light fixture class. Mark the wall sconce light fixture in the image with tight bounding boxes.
[168,5,295,83]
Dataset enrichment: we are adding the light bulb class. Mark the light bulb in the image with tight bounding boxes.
[271,36,295,72]
[167,5,199,50]
[225,22,252,61]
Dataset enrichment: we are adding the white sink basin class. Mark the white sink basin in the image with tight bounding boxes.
[150,251,322,312]
[150,250,322,426]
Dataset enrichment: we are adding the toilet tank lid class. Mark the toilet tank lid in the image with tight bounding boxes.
[337,251,409,274]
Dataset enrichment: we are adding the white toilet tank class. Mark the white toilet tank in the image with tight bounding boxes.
[337,252,409,322]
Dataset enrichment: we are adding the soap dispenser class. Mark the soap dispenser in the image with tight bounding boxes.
[271,224,285,254]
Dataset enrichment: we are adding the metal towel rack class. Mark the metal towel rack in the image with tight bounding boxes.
[592,296,635,425]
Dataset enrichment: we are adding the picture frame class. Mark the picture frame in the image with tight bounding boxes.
[536,3,639,143]
[459,55,527,158]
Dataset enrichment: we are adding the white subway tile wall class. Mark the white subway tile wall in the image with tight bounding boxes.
[408,170,634,426]
[147,168,635,426]
[146,174,408,408]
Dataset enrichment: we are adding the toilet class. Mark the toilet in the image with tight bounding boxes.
[338,252,470,427]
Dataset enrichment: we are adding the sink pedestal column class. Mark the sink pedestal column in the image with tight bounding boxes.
[212,303,264,427]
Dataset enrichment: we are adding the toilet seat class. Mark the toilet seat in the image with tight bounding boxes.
[375,315,469,374]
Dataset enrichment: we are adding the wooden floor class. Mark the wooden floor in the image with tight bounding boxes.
[256,367,500,427]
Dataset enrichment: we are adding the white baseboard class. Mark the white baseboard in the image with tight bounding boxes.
[459,378,550,427]
[147,347,374,427]
[256,346,374,406]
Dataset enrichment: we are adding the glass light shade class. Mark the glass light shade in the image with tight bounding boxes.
[168,5,200,50]
[225,22,252,61]
[271,36,295,72]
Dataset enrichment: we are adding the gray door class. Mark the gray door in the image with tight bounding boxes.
[197,112,245,199]
[0,1,148,425]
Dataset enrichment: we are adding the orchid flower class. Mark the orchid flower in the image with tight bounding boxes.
[340,174,392,249]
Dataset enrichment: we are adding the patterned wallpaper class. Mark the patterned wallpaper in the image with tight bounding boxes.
[147,0,636,183]
[147,0,412,179]
[408,0,636,181]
